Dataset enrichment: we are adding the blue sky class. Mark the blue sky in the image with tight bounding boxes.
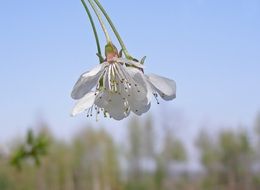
[0,0,260,142]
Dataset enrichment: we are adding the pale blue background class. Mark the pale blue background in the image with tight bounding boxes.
[0,0,260,142]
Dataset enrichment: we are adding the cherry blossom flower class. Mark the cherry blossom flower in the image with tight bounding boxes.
[71,54,176,120]
[71,1,176,120]
[71,56,151,120]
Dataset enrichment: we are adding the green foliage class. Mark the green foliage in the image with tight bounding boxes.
[162,131,187,162]
[0,174,11,190]
[197,129,254,190]
[255,112,260,137]
[196,130,220,167]
[10,129,49,169]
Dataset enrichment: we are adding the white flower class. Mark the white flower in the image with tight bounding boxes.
[71,58,176,120]
[71,58,150,120]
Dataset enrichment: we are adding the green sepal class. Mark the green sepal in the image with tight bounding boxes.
[119,49,123,58]
[105,42,118,56]
[140,56,147,65]
[132,58,139,62]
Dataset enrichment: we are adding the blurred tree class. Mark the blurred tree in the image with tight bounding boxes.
[125,118,146,190]
[254,112,260,136]
[72,127,122,190]
[158,128,187,190]
[196,130,220,170]
[197,129,253,190]
[125,117,159,190]
[253,112,260,190]
[162,130,187,162]
[141,116,156,159]
[0,154,12,190]
[126,119,142,179]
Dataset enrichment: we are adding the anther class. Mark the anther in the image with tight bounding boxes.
[153,93,160,104]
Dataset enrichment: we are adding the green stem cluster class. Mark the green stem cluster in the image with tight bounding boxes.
[92,0,131,59]
[87,0,111,43]
[81,0,132,60]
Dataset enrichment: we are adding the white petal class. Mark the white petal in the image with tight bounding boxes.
[71,92,96,116]
[121,66,150,115]
[71,64,105,100]
[95,92,130,120]
[147,74,176,101]
[128,67,154,103]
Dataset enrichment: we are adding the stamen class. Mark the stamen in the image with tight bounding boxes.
[95,107,101,122]
[153,93,160,104]
[86,106,94,117]
[90,106,93,116]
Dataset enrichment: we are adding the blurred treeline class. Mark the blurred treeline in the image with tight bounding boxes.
[1,113,260,190]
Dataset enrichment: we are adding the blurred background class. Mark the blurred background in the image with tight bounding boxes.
[0,0,260,189]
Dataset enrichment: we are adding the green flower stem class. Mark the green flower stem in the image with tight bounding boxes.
[92,0,132,59]
[87,0,111,43]
[80,0,103,63]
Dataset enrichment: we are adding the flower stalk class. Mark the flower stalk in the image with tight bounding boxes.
[87,0,111,43]
[80,0,103,63]
[92,0,132,59]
